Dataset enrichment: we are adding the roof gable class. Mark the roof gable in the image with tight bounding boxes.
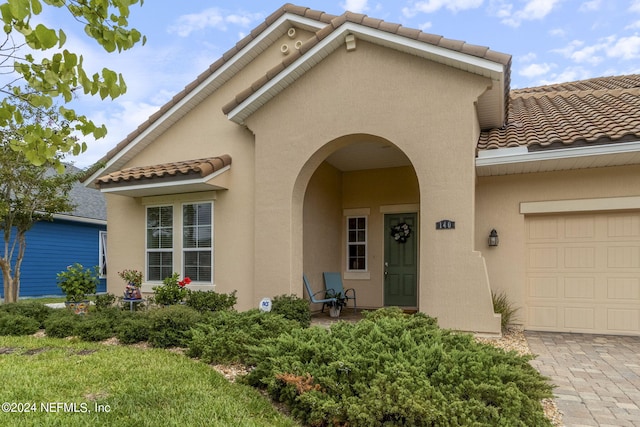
[223,10,511,129]
[84,4,511,186]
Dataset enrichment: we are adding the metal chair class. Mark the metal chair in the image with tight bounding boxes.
[323,272,357,313]
[303,274,337,308]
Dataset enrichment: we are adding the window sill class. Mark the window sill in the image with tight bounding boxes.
[343,271,370,280]
[141,283,215,293]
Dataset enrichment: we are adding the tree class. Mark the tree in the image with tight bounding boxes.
[0,0,145,168]
[0,101,77,303]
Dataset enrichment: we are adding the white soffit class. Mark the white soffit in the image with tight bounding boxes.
[227,21,506,126]
[85,13,325,186]
[476,141,640,176]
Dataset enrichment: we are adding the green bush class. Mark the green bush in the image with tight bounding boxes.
[44,309,82,338]
[76,316,114,341]
[245,308,553,427]
[148,305,202,348]
[187,309,301,364]
[185,290,237,313]
[0,300,53,328]
[0,313,40,335]
[95,293,117,311]
[271,294,311,328]
[116,314,151,344]
[492,290,519,332]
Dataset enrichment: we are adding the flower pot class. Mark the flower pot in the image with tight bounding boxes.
[329,305,341,318]
[65,300,90,315]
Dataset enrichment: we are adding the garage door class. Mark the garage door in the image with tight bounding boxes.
[526,212,640,335]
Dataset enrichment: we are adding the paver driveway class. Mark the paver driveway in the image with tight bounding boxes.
[526,331,640,427]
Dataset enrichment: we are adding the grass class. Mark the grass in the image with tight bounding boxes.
[0,336,298,427]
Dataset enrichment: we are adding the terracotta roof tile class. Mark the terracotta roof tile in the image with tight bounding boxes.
[95,155,231,187]
[478,75,640,150]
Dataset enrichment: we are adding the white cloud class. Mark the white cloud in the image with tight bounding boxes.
[168,8,261,37]
[518,52,538,62]
[552,39,605,65]
[402,0,483,17]
[549,28,566,37]
[607,35,640,60]
[631,0,640,13]
[626,20,640,30]
[501,0,562,27]
[519,62,554,78]
[579,0,601,12]
[341,0,369,13]
[419,21,433,31]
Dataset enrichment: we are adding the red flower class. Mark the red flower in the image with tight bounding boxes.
[178,277,191,287]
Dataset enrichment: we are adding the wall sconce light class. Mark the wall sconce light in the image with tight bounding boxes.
[488,229,499,247]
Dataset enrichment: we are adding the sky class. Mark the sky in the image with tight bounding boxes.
[30,0,640,167]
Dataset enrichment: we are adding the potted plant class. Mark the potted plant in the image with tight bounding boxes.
[119,269,143,300]
[56,263,99,314]
[327,292,347,318]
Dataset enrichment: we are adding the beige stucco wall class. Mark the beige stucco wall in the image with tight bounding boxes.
[245,39,501,333]
[476,164,640,325]
[104,28,318,309]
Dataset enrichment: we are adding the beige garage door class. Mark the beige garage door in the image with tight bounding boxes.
[526,212,640,335]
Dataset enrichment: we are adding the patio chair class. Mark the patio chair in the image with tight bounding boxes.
[323,272,357,313]
[303,274,337,308]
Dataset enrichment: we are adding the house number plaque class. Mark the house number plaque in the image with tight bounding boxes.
[436,220,455,230]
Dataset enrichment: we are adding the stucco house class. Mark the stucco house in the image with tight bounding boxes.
[84,4,640,336]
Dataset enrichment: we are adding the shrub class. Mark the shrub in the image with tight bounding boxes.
[95,293,117,311]
[76,316,115,341]
[44,309,82,338]
[492,290,519,332]
[185,290,237,313]
[271,294,311,328]
[116,314,151,344]
[148,305,202,348]
[152,273,189,306]
[0,300,53,328]
[0,313,40,335]
[245,308,553,427]
[187,309,301,364]
[56,263,99,302]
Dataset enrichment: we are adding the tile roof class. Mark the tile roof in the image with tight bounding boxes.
[95,155,231,188]
[478,74,640,150]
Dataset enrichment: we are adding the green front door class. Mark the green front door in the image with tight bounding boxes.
[384,213,418,307]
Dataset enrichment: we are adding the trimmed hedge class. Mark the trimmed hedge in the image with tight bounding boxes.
[187,309,301,364]
[245,308,553,427]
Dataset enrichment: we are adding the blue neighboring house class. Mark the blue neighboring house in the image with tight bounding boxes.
[2,165,107,298]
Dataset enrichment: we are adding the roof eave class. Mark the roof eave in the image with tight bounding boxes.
[476,141,640,176]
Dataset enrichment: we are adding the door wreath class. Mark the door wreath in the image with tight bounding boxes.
[390,222,412,243]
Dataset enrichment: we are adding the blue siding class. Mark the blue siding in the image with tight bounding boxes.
[1,219,106,298]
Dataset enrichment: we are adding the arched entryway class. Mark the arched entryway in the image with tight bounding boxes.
[296,134,420,311]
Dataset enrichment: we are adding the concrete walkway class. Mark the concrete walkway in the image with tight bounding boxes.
[526,331,640,426]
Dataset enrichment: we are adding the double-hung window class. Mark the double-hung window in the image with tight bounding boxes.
[347,216,367,271]
[146,206,174,281]
[182,202,212,282]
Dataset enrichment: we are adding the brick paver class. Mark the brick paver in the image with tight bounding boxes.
[526,332,640,427]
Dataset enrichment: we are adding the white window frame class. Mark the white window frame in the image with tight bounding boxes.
[346,215,368,272]
[145,205,174,282]
[181,201,214,284]
[99,231,107,278]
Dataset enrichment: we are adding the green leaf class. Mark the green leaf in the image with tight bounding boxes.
[30,0,42,14]
[34,23,58,49]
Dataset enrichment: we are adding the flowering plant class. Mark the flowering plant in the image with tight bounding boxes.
[57,263,99,303]
[152,272,190,305]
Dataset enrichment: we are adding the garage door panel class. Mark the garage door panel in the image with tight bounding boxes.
[564,277,595,299]
[526,212,640,335]
[607,309,640,332]
[607,277,640,300]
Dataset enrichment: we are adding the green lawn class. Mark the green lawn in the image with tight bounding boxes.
[0,336,298,427]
